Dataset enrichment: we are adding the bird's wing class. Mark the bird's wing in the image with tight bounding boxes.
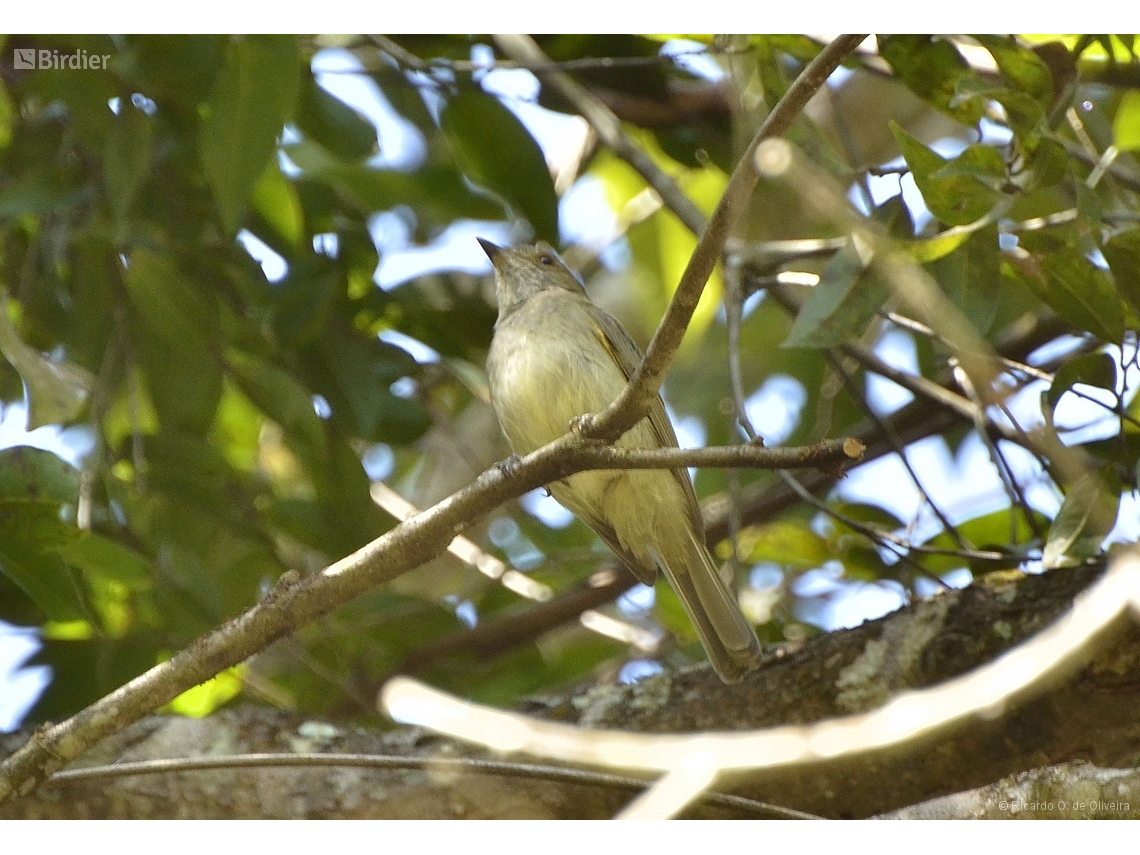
[585,305,706,532]
[549,479,657,586]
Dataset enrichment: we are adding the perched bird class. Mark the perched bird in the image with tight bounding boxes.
[481,239,761,683]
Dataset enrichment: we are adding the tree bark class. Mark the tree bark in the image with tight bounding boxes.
[5,560,1139,819]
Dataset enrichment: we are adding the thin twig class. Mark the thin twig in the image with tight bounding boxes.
[777,471,948,585]
[493,34,709,236]
[366,34,431,73]
[45,751,819,819]
[398,568,637,672]
[827,350,969,551]
[585,36,867,443]
[723,256,759,441]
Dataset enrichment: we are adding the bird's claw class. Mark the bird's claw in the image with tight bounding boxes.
[497,454,523,477]
[569,413,596,434]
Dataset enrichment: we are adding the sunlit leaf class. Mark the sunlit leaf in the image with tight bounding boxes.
[249,160,305,256]
[1113,89,1140,151]
[0,293,93,429]
[891,123,1004,226]
[972,35,1055,106]
[226,349,326,455]
[1041,470,1120,569]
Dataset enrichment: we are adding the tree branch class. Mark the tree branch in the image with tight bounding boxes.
[492,34,709,237]
[0,424,859,802]
[583,35,868,442]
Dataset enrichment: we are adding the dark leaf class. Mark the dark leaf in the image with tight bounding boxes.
[295,74,379,162]
[440,87,559,243]
[1045,351,1117,420]
[200,35,301,235]
[1102,227,1140,315]
[878,35,984,125]
[783,240,888,348]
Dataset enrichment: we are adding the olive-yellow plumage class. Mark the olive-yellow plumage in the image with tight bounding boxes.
[481,239,761,683]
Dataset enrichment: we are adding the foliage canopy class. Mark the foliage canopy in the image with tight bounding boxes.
[1,34,1138,726]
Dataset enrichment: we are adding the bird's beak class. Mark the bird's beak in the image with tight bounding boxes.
[477,238,503,265]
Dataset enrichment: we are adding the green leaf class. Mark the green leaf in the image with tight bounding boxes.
[0,79,14,149]
[313,329,431,443]
[440,88,559,243]
[930,143,1008,188]
[103,100,154,225]
[878,35,984,125]
[830,501,906,531]
[200,35,301,235]
[1113,89,1140,151]
[891,123,1003,226]
[53,532,153,588]
[1042,470,1120,569]
[1102,227,1140,315]
[295,74,378,161]
[306,436,387,556]
[972,35,1055,106]
[955,506,1045,549]
[0,293,94,429]
[0,446,80,504]
[0,448,87,621]
[783,240,888,348]
[124,250,223,433]
[1011,234,1127,343]
[919,507,1042,576]
[249,160,305,256]
[123,35,226,110]
[928,226,1002,334]
[135,432,236,508]
[123,249,220,345]
[285,143,503,235]
[740,520,832,570]
[950,78,1046,140]
[226,349,325,455]
[136,326,224,434]
[1045,352,1117,420]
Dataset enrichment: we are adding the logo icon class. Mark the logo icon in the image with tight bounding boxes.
[13,48,35,70]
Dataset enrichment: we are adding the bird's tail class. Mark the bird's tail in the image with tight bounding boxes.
[652,532,762,683]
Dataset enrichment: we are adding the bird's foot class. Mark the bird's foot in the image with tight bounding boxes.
[569,412,596,434]
[497,453,523,477]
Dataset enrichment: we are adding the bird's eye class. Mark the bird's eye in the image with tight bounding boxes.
[538,254,554,265]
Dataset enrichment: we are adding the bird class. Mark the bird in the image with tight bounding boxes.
[481,238,762,683]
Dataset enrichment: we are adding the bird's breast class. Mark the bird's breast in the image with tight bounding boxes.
[488,301,627,456]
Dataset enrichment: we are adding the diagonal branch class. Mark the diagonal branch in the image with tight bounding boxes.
[0,427,859,803]
[493,34,709,236]
[582,35,868,441]
[0,35,867,807]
